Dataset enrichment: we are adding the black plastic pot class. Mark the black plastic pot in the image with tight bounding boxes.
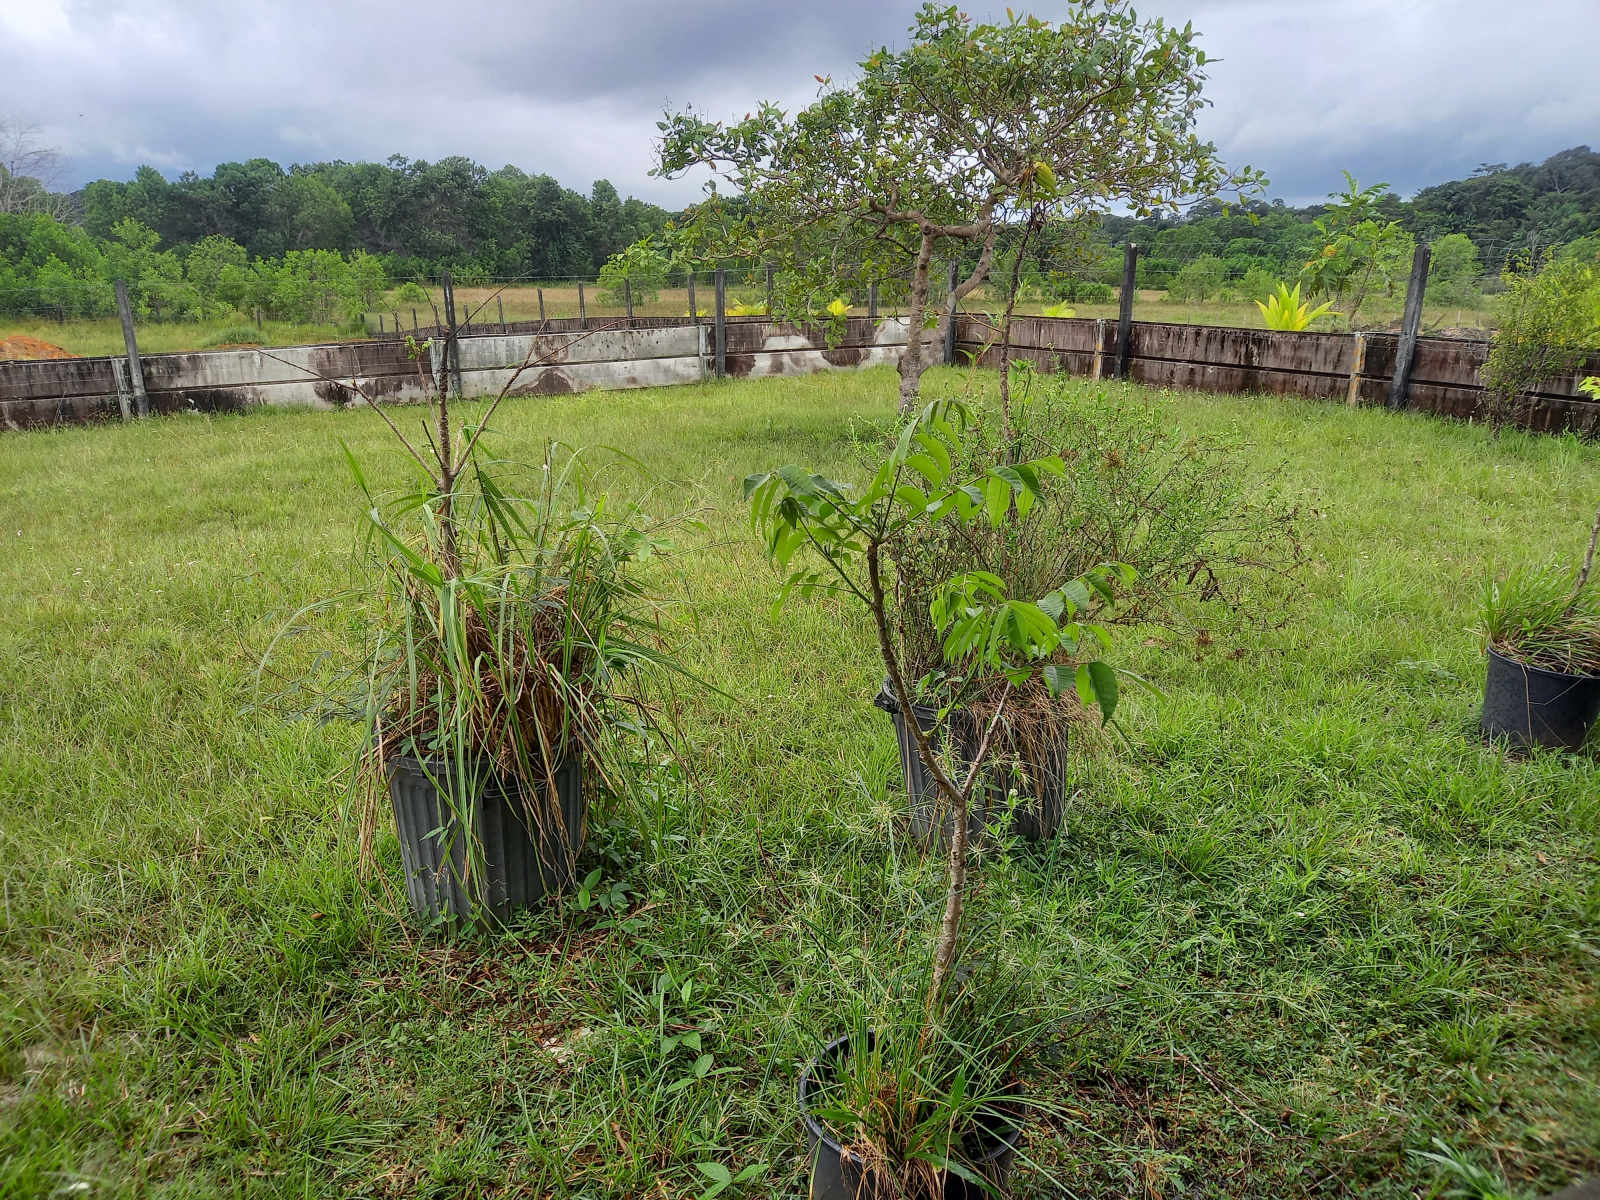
[873,680,1064,845]
[799,1034,1020,1200]
[387,755,584,928]
[1481,646,1600,751]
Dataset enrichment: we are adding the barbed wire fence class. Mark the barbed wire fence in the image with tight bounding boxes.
[2,226,1587,352]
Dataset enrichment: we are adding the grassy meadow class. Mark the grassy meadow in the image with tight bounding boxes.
[1,365,1597,1198]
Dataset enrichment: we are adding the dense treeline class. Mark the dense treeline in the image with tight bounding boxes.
[1075,147,1600,295]
[4,146,1599,324]
[0,154,676,321]
[81,156,673,279]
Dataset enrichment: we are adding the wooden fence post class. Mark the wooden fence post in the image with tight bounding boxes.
[1115,243,1138,380]
[114,280,149,418]
[1388,243,1431,410]
[441,270,464,397]
[714,268,727,379]
[944,262,959,365]
[537,289,545,322]
[1347,332,1368,407]
[686,271,697,321]
[1092,317,1107,382]
[624,278,633,321]
[497,296,505,332]
[578,282,587,328]
[765,262,774,314]
[868,281,878,320]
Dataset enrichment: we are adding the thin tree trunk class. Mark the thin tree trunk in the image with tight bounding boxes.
[998,209,1043,453]
[898,231,937,415]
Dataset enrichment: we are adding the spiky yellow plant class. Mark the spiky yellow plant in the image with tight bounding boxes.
[1256,283,1338,331]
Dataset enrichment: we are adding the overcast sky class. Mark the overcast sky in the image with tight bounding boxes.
[3,0,1596,209]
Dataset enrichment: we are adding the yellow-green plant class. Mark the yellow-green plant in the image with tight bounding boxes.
[726,301,769,316]
[1040,301,1076,318]
[1255,283,1337,331]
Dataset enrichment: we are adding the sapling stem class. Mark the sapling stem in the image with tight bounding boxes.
[1568,496,1600,614]
[865,541,1005,1023]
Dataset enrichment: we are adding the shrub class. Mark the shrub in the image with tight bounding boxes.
[1046,274,1114,304]
[1237,265,1281,302]
[597,239,668,307]
[202,324,264,348]
[1167,254,1225,303]
[1427,233,1484,307]
[877,373,1303,684]
[1480,253,1600,428]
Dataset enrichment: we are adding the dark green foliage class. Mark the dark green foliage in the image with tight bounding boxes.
[1412,147,1600,260]
[79,156,672,278]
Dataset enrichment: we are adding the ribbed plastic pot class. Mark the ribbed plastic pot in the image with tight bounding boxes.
[387,755,584,929]
[873,680,1064,845]
[1481,647,1600,751]
[799,1034,1020,1200]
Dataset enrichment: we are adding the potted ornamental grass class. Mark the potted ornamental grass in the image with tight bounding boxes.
[1479,495,1600,751]
[266,333,687,930]
[747,396,1127,1198]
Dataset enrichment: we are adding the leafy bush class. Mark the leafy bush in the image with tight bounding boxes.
[597,239,668,307]
[879,375,1301,685]
[1167,254,1225,302]
[201,324,265,348]
[1046,274,1114,304]
[1427,233,1484,308]
[1236,265,1282,302]
[1480,253,1600,427]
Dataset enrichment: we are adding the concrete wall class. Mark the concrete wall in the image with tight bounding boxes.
[0,315,911,432]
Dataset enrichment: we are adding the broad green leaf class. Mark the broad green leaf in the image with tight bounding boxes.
[894,484,930,514]
[1086,660,1119,722]
[904,453,944,486]
[1041,664,1069,695]
[984,475,1010,526]
[913,430,952,478]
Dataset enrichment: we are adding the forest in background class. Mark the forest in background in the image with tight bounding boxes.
[2,145,1599,323]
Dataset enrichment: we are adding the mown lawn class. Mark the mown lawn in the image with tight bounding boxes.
[1,365,1596,1199]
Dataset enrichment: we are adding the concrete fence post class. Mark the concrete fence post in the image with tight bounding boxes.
[714,268,727,379]
[579,282,587,328]
[944,262,959,365]
[114,280,149,418]
[1347,332,1368,407]
[686,270,698,322]
[624,278,633,321]
[1115,244,1138,381]
[1388,243,1432,410]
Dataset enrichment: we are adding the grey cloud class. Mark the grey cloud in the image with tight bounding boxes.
[3,0,1595,210]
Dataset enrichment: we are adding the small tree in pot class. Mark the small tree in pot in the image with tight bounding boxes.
[746,397,1127,1196]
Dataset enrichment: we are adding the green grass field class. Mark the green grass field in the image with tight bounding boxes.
[2,366,1596,1198]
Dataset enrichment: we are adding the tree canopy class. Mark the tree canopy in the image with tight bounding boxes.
[657,1,1262,410]
[80,156,672,279]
